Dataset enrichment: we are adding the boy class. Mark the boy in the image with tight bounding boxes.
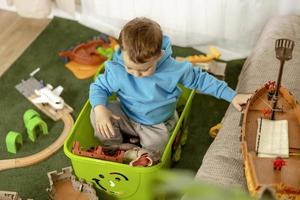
[89,17,251,164]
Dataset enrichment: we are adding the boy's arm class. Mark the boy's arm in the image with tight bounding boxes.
[89,67,119,108]
[179,62,252,111]
[89,66,120,138]
[179,62,236,102]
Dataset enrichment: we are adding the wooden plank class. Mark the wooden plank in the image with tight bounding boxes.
[0,9,50,76]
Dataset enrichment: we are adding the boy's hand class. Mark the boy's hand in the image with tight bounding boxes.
[231,94,252,112]
[94,105,120,138]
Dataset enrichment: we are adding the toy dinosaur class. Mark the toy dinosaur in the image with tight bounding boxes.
[59,36,118,79]
[59,39,107,66]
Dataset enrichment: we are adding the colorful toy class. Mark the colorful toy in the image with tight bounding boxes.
[6,131,23,154]
[72,141,125,163]
[124,148,153,167]
[64,47,115,80]
[23,108,40,124]
[16,71,73,121]
[93,47,115,79]
[47,166,98,200]
[0,70,74,171]
[59,36,118,80]
[176,47,226,77]
[273,157,286,171]
[64,85,195,200]
[23,109,48,142]
[241,39,300,199]
[59,39,107,65]
[209,123,222,138]
[65,61,99,80]
[31,83,64,110]
[176,47,221,64]
[0,112,73,171]
[265,80,276,100]
[261,108,272,117]
[72,141,154,167]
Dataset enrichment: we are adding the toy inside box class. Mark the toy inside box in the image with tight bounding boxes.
[64,85,195,200]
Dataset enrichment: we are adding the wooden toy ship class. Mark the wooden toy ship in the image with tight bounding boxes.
[240,39,300,199]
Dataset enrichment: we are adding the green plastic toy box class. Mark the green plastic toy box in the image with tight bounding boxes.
[64,86,195,200]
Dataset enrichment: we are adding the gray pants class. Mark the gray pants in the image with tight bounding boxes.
[90,101,178,162]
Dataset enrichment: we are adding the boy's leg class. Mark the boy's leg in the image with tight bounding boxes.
[90,101,138,146]
[133,113,178,163]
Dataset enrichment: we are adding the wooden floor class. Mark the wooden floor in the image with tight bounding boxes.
[0,9,50,77]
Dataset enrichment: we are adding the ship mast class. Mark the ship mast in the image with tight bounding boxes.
[271,39,294,120]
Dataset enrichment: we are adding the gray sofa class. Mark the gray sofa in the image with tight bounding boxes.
[195,15,300,190]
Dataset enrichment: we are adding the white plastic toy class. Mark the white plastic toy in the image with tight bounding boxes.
[32,84,64,110]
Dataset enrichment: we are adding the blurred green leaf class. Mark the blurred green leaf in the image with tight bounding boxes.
[151,170,255,200]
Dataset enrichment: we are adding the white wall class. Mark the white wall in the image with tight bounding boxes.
[0,0,80,20]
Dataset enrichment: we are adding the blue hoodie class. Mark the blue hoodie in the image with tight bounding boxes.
[89,36,236,125]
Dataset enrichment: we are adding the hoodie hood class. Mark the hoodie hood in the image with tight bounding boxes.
[112,35,172,68]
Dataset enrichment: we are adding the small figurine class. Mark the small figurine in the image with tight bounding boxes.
[264,81,276,100]
[124,147,154,167]
[264,80,276,91]
[261,108,272,118]
[273,157,286,171]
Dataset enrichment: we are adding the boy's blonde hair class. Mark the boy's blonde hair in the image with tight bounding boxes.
[119,17,163,64]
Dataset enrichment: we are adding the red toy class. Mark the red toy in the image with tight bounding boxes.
[72,141,124,163]
[59,39,108,65]
[264,81,276,91]
[261,108,272,117]
[130,153,153,167]
[273,157,286,171]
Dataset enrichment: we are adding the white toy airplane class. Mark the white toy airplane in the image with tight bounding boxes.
[32,84,65,110]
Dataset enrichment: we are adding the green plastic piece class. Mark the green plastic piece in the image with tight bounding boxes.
[180,126,189,146]
[24,109,48,142]
[94,47,114,79]
[64,84,195,200]
[97,47,114,60]
[26,116,48,142]
[23,109,48,142]
[6,131,23,154]
[23,109,40,125]
[172,145,182,162]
